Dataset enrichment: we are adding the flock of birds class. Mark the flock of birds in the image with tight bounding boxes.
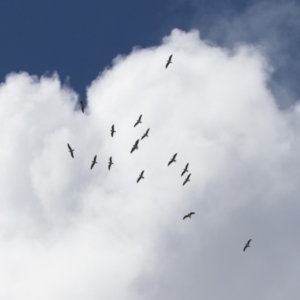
[68,54,252,252]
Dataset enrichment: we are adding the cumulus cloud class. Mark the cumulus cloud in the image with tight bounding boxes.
[0,29,300,299]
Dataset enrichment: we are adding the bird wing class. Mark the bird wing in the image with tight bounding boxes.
[190,212,195,215]
[173,153,177,159]
[67,144,71,151]
[183,215,188,220]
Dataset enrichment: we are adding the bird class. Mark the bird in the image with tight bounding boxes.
[108,157,113,170]
[183,174,191,186]
[90,155,97,170]
[183,212,195,220]
[67,144,74,158]
[243,239,252,252]
[141,128,150,140]
[134,114,142,127]
[111,125,116,137]
[166,54,173,69]
[80,101,85,113]
[181,163,189,176]
[130,139,139,153]
[168,153,177,166]
[137,170,145,183]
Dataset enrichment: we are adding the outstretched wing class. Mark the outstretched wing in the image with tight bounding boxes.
[183,215,188,220]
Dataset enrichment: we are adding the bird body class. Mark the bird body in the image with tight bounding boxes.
[166,54,173,68]
[111,125,116,137]
[243,239,252,252]
[134,115,143,127]
[137,170,145,183]
[108,157,113,170]
[183,212,195,220]
[130,139,140,153]
[183,173,191,186]
[67,144,74,158]
[141,128,150,140]
[91,155,97,170]
[181,163,189,176]
[80,101,85,113]
[168,153,177,166]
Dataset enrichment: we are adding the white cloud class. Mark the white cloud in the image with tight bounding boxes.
[0,29,299,299]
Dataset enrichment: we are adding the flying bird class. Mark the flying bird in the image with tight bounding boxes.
[108,157,113,170]
[183,173,191,186]
[80,101,85,113]
[243,239,252,252]
[166,54,173,68]
[137,170,145,183]
[181,163,189,176]
[90,155,97,170]
[183,212,195,220]
[111,125,116,137]
[168,153,177,166]
[130,139,140,153]
[134,114,142,127]
[141,128,150,140]
[67,144,74,158]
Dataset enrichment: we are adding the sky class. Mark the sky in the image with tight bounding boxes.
[0,1,300,299]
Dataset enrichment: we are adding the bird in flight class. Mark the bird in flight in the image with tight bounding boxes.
[168,153,177,166]
[243,239,252,252]
[111,125,116,137]
[183,173,191,186]
[181,163,189,176]
[67,144,74,158]
[134,114,142,127]
[183,212,195,220]
[166,54,173,69]
[137,170,145,183]
[130,139,140,153]
[80,101,85,113]
[90,155,97,170]
[141,128,150,140]
[108,157,113,170]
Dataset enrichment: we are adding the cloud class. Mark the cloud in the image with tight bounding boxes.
[187,0,300,108]
[0,29,300,299]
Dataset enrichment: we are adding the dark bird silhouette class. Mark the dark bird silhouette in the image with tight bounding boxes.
[166,54,173,69]
[181,163,189,176]
[67,144,74,158]
[111,125,116,137]
[108,157,113,170]
[134,115,142,127]
[243,239,252,252]
[183,174,191,186]
[80,101,85,113]
[130,139,140,153]
[90,155,97,170]
[183,212,195,220]
[168,153,177,166]
[137,170,145,183]
[141,128,150,140]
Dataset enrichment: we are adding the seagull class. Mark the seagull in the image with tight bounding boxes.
[183,174,191,186]
[108,157,113,170]
[80,101,85,113]
[111,125,116,137]
[134,114,142,127]
[137,170,145,183]
[166,54,173,69]
[67,144,74,158]
[90,155,97,170]
[183,212,195,220]
[130,139,139,153]
[141,128,150,140]
[181,163,189,176]
[168,153,177,166]
[243,239,252,252]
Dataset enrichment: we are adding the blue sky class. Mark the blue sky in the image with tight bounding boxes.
[2,0,299,105]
